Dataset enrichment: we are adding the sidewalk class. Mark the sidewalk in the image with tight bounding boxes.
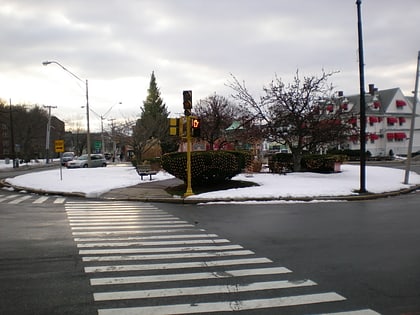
[102,178,185,202]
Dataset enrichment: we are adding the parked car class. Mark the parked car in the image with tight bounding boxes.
[61,152,75,165]
[66,154,107,168]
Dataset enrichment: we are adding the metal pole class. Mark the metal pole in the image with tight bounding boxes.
[101,116,105,154]
[85,79,91,167]
[9,99,16,167]
[356,0,367,193]
[46,107,51,163]
[184,115,194,197]
[404,51,420,184]
[44,105,57,164]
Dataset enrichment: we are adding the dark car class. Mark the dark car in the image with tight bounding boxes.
[61,152,75,165]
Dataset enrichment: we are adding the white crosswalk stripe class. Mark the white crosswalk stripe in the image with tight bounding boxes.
[65,201,381,315]
[0,193,66,204]
[8,195,32,204]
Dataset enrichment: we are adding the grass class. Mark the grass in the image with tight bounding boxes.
[165,179,259,197]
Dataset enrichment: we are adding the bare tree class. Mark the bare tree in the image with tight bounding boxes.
[228,70,356,171]
[193,94,238,150]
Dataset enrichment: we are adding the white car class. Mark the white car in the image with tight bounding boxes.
[66,154,107,168]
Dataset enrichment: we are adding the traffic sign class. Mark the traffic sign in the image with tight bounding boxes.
[54,140,64,153]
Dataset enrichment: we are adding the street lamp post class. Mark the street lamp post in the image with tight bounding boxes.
[356,0,367,193]
[42,61,91,167]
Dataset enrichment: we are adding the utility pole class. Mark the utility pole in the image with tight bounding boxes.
[9,99,17,168]
[43,105,57,163]
[404,51,420,184]
[109,118,116,162]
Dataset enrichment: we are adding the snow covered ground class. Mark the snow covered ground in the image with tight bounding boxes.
[2,160,420,200]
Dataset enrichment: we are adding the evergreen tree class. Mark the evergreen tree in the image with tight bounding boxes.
[133,72,176,161]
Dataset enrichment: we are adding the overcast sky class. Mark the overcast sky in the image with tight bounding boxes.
[1,0,419,132]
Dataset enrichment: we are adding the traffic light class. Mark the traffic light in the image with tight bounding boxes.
[183,90,192,116]
[191,117,201,137]
[168,117,185,137]
[169,118,178,136]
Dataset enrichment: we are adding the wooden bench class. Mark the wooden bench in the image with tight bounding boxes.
[136,165,158,180]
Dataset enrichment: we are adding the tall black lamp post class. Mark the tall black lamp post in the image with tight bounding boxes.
[356,0,367,193]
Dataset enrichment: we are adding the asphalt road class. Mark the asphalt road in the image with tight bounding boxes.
[160,190,420,314]
[1,161,419,314]
[0,198,95,315]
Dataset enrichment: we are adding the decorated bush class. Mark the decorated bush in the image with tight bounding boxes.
[161,151,252,185]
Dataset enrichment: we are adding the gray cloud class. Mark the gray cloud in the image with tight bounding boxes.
[1,0,419,131]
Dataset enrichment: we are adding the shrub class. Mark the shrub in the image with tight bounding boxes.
[328,149,360,161]
[301,154,347,173]
[268,153,294,172]
[269,153,346,173]
[161,151,252,186]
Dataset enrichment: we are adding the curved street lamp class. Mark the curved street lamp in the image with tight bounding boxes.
[42,60,91,167]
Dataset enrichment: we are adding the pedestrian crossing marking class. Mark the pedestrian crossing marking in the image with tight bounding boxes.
[93,279,317,301]
[97,293,346,315]
[33,196,49,203]
[76,238,230,248]
[0,193,66,204]
[84,257,273,273]
[74,233,219,242]
[65,201,381,314]
[90,266,293,286]
[0,195,17,202]
[72,228,203,236]
[71,223,194,230]
[79,244,244,255]
[8,195,32,204]
[318,311,381,315]
[53,197,66,204]
[82,249,255,262]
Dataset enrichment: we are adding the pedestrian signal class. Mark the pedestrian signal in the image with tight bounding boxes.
[191,117,201,137]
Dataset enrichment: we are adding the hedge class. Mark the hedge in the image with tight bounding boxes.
[161,151,252,186]
[269,153,347,173]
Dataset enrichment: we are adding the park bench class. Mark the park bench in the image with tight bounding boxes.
[136,164,158,180]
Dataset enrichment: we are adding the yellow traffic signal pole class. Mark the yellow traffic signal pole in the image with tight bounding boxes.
[184,115,194,197]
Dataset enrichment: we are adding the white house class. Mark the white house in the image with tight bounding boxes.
[345,87,419,157]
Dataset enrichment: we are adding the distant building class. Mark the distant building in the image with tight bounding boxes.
[345,87,419,156]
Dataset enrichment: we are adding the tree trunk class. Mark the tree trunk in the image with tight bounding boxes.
[292,151,302,172]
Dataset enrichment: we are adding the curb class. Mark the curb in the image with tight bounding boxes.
[1,179,419,204]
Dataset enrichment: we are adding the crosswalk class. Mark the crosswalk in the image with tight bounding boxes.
[0,193,66,204]
[65,201,381,315]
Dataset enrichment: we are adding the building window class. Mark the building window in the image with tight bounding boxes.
[396,100,407,108]
[399,117,406,125]
[387,117,398,125]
